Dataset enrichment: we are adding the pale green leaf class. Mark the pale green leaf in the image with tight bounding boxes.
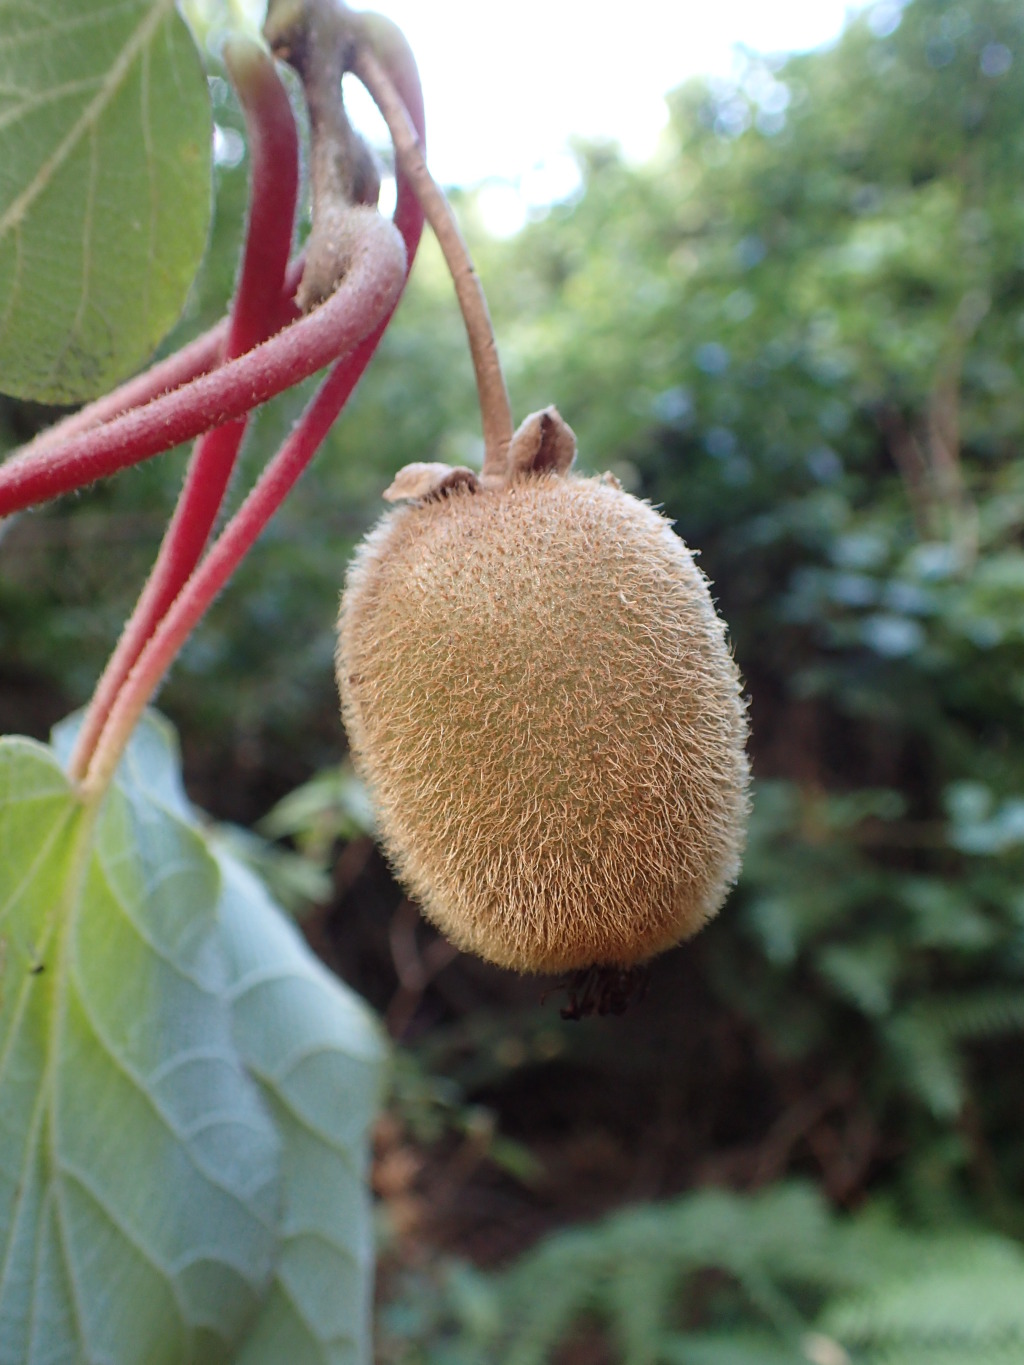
[824,1237,1024,1362]
[215,845,384,1365]
[0,728,281,1364]
[0,0,212,403]
[19,709,387,1359]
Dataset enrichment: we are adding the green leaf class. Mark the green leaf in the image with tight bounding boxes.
[0,0,212,403]
[816,940,898,1017]
[258,763,377,851]
[0,714,385,1364]
[214,844,384,1365]
[0,731,280,1362]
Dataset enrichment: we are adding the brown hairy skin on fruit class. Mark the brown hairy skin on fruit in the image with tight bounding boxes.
[337,466,749,976]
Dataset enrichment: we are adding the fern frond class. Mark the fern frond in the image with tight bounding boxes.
[925,990,1024,1042]
[884,1013,965,1117]
[441,1186,1024,1365]
[855,1349,1024,1365]
[660,1328,810,1364]
[607,1239,681,1365]
[823,1236,1024,1362]
[493,1184,845,1363]
[503,1241,606,1365]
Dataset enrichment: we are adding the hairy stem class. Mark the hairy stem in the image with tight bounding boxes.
[16,259,304,463]
[17,321,229,457]
[220,37,302,345]
[69,37,301,783]
[0,217,402,518]
[353,19,513,479]
[78,40,427,800]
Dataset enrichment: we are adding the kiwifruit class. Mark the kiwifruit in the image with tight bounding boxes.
[336,409,749,976]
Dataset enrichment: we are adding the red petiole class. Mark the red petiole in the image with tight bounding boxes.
[67,37,302,779]
[0,17,428,795]
[0,219,402,518]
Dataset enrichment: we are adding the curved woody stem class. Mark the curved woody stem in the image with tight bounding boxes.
[353,18,513,480]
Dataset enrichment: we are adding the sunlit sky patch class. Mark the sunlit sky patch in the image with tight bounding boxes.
[225,1,894,234]
[355,0,889,233]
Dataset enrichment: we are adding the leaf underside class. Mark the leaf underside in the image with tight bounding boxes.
[0,714,383,1365]
[0,0,212,404]
[216,851,380,1365]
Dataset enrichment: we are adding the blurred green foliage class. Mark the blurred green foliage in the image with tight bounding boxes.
[377,1183,1024,1364]
[368,0,1024,1354]
[3,0,1024,1360]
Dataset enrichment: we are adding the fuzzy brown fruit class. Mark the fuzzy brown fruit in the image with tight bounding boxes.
[336,410,749,975]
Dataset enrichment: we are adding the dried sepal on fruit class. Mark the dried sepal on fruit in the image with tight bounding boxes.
[382,462,479,501]
[337,409,749,977]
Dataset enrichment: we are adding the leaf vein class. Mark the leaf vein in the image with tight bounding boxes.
[0,0,175,238]
[242,1068,360,1175]
[40,118,99,392]
[140,27,155,333]
[0,1078,48,1315]
[0,78,104,137]
[147,1045,242,1087]
[0,2,139,54]
[275,1271,360,1351]
[64,975,277,1226]
[91,849,215,989]
[56,1164,188,1315]
[0,802,75,929]
[281,1226,362,1270]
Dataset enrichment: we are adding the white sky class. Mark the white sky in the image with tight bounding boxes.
[338,0,876,233]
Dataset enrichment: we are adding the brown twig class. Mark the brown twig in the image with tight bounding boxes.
[352,24,514,479]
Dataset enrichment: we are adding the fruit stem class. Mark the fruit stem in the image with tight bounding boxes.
[68,37,300,784]
[353,20,514,480]
[77,44,427,802]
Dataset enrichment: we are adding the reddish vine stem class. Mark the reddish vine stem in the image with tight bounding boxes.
[69,38,301,783]
[79,37,427,799]
[0,218,402,518]
[220,40,302,348]
[18,322,229,457]
[16,261,304,462]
